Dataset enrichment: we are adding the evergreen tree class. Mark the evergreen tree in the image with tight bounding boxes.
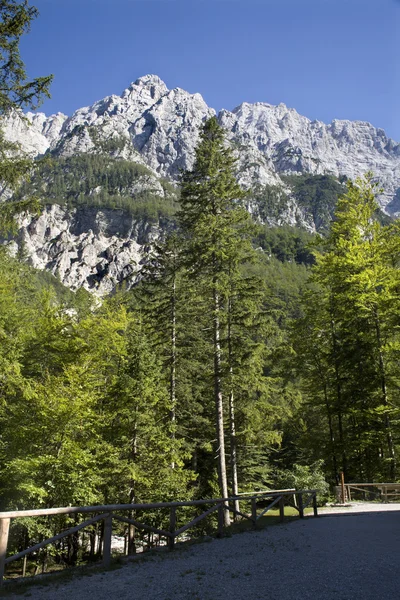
[0,1,52,114]
[179,117,269,520]
[136,234,182,441]
[0,0,53,231]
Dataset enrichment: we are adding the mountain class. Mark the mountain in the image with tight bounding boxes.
[2,74,399,294]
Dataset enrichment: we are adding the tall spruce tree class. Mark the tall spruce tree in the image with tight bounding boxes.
[178,116,266,521]
[136,234,182,445]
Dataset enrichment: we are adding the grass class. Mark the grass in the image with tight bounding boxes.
[225,505,314,536]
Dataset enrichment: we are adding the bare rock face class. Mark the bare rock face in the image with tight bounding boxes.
[219,102,400,210]
[2,74,400,293]
[15,205,159,296]
[33,76,214,173]
[130,86,215,176]
[2,111,68,155]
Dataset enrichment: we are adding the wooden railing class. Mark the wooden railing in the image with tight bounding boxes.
[0,489,318,584]
[343,483,400,503]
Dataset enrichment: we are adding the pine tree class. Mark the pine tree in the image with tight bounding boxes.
[179,116,263,521]
[136,234,183,445]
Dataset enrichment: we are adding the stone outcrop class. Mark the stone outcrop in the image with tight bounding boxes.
[11,205,159,295]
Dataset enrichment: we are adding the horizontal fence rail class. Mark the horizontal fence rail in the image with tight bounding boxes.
[343,483,400,503]
[0,489,318,584]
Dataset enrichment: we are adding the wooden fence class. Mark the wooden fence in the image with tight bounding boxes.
[342,483,400,503]
[0,489,318,584]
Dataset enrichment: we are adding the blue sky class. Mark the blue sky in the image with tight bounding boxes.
[21,0,400,140]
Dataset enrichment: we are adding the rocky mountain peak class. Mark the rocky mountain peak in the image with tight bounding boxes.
[3,74,398,205]
[133,74,168,89]
[122,74,168,104]
[2,75,400,294]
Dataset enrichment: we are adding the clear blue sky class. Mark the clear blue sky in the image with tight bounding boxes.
[20,0,400,141]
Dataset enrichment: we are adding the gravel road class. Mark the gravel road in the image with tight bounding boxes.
[5,507,400,600]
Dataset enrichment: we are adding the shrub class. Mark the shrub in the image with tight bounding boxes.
[275,460,330,504]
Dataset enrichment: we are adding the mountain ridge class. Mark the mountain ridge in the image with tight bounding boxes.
[1,74,399,295]
[3,74,399,212]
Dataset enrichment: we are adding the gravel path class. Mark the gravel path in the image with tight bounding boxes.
[6,507,400,600]
[322,501,400,514]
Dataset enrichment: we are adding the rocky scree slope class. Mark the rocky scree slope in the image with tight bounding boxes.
[2,74,399,294]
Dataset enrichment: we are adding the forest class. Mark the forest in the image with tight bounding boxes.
[1,118,400,512]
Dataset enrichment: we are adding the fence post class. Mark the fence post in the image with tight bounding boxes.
[312,492,318,517]
[297,493,304,518]
[346,485,352,502]
[217,502,224,537]
[102,513,113,568]
[279,496,285,522]
[340,471,346,504]
[251,497,258,529]
[0,518,10,585]
[168,507,176,550]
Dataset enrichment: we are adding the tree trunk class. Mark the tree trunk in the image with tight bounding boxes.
[228,388,239,517]
[374,309,396,480]
[228,296,239,517]
[89,528,96,560]
[170,276,176,469]
[213,286,230,526]
[330,314,347,478]
[128,422,138,555]
[323,382,338,481]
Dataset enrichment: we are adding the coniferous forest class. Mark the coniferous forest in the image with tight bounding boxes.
[0,0,400,567]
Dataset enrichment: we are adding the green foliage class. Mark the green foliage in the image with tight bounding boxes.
[283,173,346,231]
[87,127,129,154]
[289,174,400,482]
[0,281,191,513]
[251,183,289,221]
[15,153,179,223]
[0,117,316,518]
[176,117,289,502]
[254,225,315,265]
[32,269,91,311]
[0,0,53,233]
[3,101,400,570]
[275,460,330,503]
[0,0,52,114]
[249,175,348,233]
